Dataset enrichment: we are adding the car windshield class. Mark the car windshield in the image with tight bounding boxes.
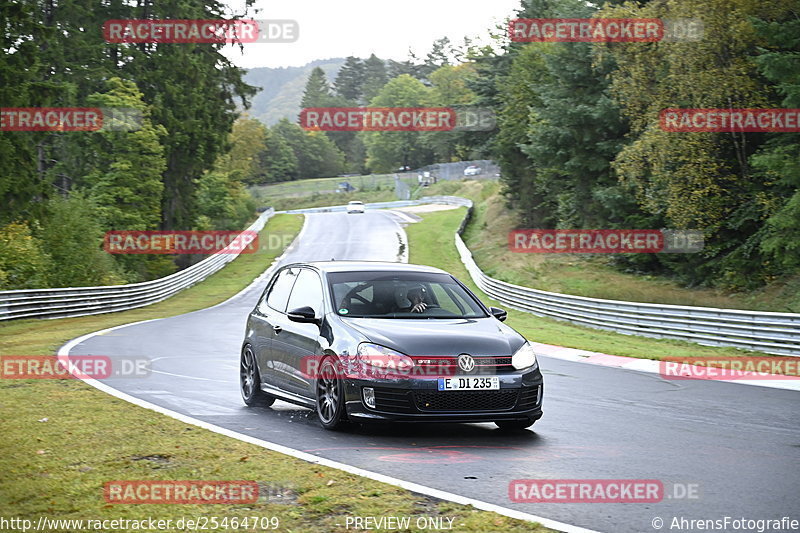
[328,271,487,319]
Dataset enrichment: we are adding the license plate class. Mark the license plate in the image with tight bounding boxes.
[437,376,500,391]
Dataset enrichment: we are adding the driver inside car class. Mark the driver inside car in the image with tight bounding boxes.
[403,286,428,313]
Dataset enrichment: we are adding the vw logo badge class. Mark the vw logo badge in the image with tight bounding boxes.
[457,354,476,373]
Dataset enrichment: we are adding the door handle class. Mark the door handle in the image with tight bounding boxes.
[272,325,282,334]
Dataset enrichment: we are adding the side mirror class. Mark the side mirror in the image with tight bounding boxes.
[288,306,320,325]
[490,307,507,322]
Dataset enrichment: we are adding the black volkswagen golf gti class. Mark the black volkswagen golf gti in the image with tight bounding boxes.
[240,261,543,430]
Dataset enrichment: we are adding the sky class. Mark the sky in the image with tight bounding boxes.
[221,0,522,69]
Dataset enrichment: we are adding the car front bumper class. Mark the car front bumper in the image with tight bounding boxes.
[343,368,543,423]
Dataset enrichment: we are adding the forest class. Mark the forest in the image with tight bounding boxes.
[1,0,798,294]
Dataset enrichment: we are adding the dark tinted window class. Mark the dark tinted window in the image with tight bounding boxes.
[328,271,487,319]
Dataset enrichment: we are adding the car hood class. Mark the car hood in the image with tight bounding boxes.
[341,317,525,357]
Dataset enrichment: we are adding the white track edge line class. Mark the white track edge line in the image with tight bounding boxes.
[54,211,596,532]
[381,210,410,263]
[58,329,597,533]
[45,217,310,340]
[536,347,800,392]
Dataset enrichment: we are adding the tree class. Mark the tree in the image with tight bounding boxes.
[519,39,629,229]
[0,222,52,289]
[493,44,552,226]
[751,14,800,271]
[0,0,71,224]
[304,131,347,178]
[387,52,421,80]
[82,78,166,232]
[362,54,389,103]
[417,37,454,80]
[194,169,254,231]
[20,0,258,231]
[476,0,592,225]
[114,1,257,230]
[37,194,125,287]
[216,117,268,185]
[301,67,333,108]
[424,64,479,162]
[334,56,365,102]
[600,0,796,288]
[271,119,345,179]
[259,127,299,183]
[362,75,435,172]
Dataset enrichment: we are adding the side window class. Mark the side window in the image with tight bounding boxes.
[430,284,463,315]
[262,268,299,313]
[286,269,324,316]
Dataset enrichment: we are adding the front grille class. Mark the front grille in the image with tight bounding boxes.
[413,390,519,412]
[372,387,415,413]
[411,355,514,373]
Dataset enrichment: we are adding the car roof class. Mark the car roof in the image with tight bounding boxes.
[282,261,449,275]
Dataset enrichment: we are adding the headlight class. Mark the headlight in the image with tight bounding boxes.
[511,342,538,371]
[357,343,415,372]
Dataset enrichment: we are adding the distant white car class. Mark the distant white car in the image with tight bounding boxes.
[346,201,365,214]
[418,171,436,186]
[463,165,481,176]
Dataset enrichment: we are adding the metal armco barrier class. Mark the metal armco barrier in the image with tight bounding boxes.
[0,209,274,321]
[280,195,473,215]
[409,196,800,357]
[4,196,799,358]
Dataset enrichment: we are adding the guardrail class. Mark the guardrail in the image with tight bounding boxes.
[281,195,473,214]
[422,197,800,357]
[0,209,274,321]
[5,196,799,357]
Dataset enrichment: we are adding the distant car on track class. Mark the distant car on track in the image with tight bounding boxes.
[239,261,544,430]
[417,171,436,186]
[337,181,355,193]
[346,201,365,214]
[463,165,481,176]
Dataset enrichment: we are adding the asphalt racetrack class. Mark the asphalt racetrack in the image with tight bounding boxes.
[66,210,800,533]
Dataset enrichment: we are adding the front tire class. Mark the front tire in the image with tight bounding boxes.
[240,344,275,407]
[495,418,536,430]
[315,356,348,430]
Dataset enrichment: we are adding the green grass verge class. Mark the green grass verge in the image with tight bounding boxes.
[0,214,302,356]
[407,207,781,361]
[266,189,401,212]
[0,212,553,533]
[250,174,420,212]
[418,179,800,313]
[251,173,406,196]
